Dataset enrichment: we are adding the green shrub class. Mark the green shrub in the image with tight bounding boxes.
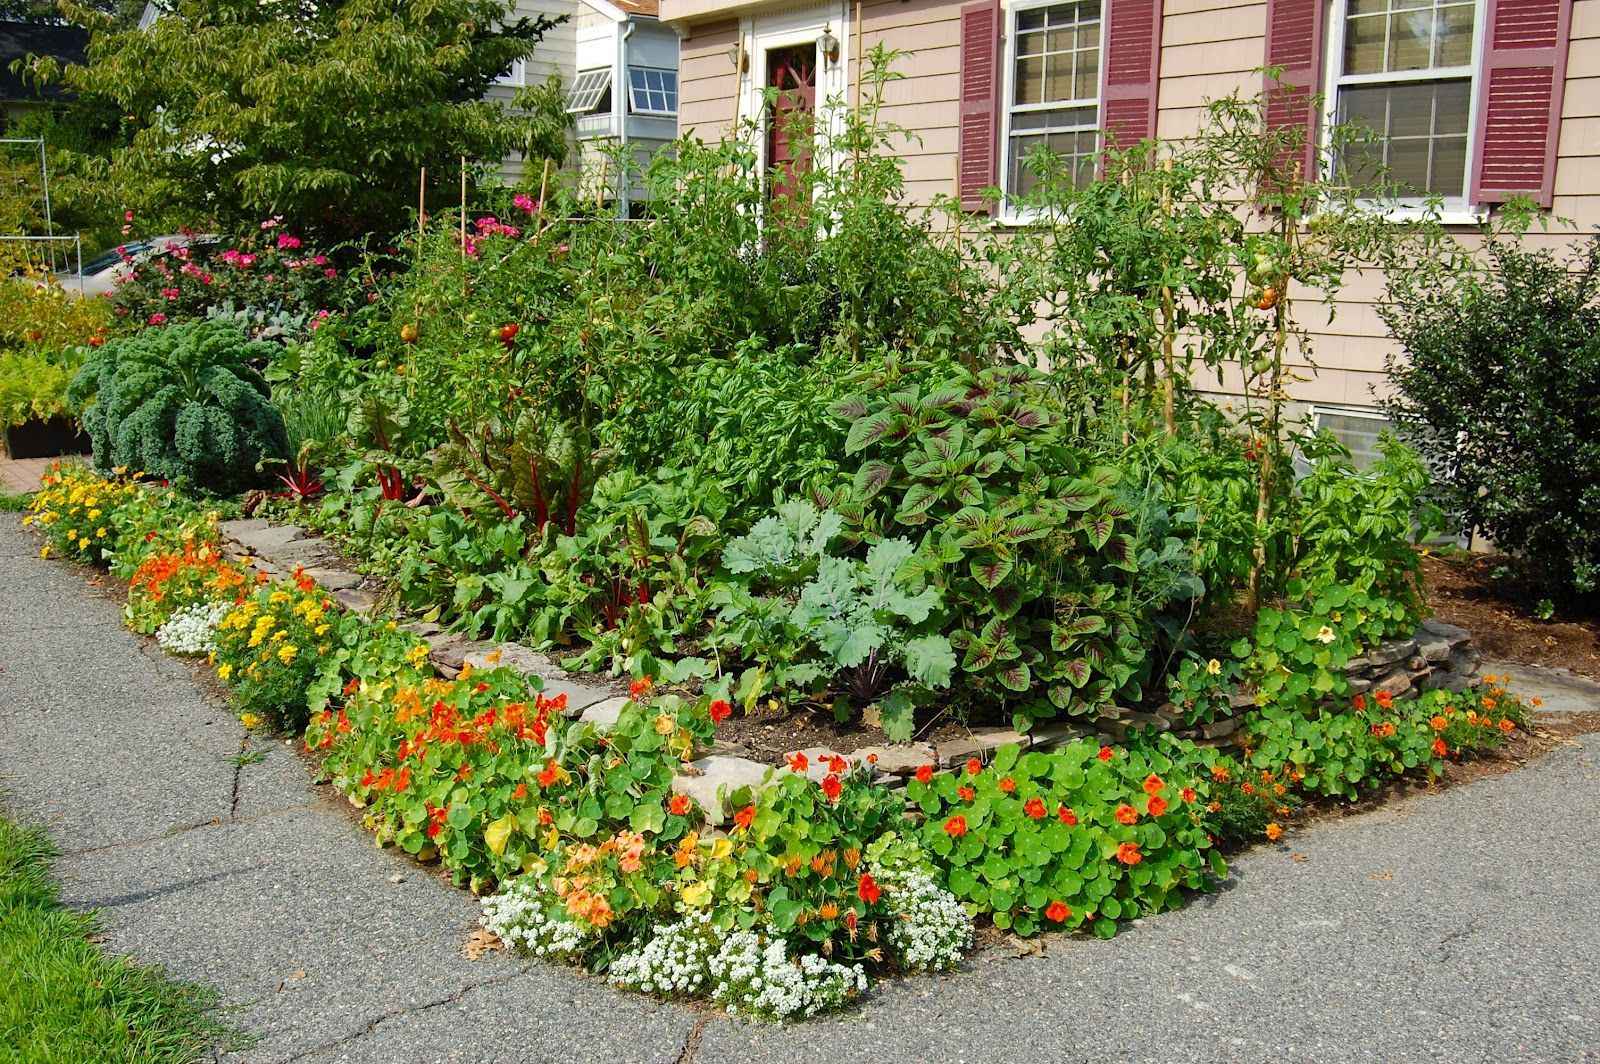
[1382,222,1600,597]
[69,320,288,494]
[0,350,83,429]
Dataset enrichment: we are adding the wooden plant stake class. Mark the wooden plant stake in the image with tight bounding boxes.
[1160,155,1177,438]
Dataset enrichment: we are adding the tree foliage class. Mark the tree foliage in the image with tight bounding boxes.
[57,0,562,238]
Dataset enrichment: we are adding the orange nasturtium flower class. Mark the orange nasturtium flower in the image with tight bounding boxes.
[1115,842,1142,865]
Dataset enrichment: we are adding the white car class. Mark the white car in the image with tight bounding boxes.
[42,234,219,298]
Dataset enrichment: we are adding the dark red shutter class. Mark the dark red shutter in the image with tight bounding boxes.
[1263,0,1326,183]
[1470,0,1571,207]
[1100,0,1163,150]
[958,0,1001,212]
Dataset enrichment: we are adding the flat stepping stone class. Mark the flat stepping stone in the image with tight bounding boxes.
[577,696,629,731]
[219,518,308,554]
[670,755,774,824]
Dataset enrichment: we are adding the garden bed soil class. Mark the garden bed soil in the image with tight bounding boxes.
[712,701,972,763]
[1422,552,1600,680]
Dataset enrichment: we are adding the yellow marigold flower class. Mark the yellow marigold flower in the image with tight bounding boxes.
[217,663,232,680]
[87,508,100,519]
[96,527,107,538]
[240,712,260,728]
[314,623,330,636]
[38,545,50,558]
[269,590,290,605]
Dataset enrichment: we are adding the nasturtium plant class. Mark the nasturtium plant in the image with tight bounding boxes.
[907,739,1223,938]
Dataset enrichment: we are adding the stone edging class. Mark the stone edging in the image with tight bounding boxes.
[219,517,1484,826]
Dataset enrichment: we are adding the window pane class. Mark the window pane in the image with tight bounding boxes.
[1435,2,1474,65]
[1018,8,1046,31]
[1015,54,1044,104]
[1387,82,1435,138]
[1347,0,1389,14]
[1344,14,1388,75]
[1385,137,1431,192]
[1388,9,1432,70]
[1076,34,1099,98]
[1045,51,1076,101]
[1434,78,1469,132]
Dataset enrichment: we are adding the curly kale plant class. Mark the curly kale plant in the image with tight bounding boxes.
[68,321,289,494]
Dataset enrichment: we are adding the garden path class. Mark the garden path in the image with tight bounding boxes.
[1,512,1597,1064]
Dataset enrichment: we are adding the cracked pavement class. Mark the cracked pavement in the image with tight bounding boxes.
[3,514,1599,1063]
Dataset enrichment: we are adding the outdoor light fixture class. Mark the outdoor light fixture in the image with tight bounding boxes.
[819,28,841,64]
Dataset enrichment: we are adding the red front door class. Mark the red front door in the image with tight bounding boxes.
[765,45,816,205]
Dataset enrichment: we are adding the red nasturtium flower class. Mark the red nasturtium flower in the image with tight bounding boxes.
[1143,774,1165,796]
[708,699,732,723]
[965,757,983,776]
[512,783,528,801]
[1432,738,1448,757]
[1057,805,1077,826]
[1352,693,1368,711]
[944,815,968,838]
[536,759,560,789]
[827,754,848,774]
[1098,746,1114,762]
[1024,797,1047,819]
[1146,794,1169,817]
[1180,787,1196,803]
[820,773,843,802]
[1374,690,1394,710]
[1116,842,1142,865]
[1114,803,1139,825]
[857,873,881,905]
[733,804,756,830]
[1044,900,1070,923]
[787,751,809,773]
[915,764,934,784]
[668,794,692,816]
[958,785,975,802]
[628,676,654,700]
[998,776,1017,794]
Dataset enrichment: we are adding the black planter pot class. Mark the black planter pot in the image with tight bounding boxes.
[3,415,91,460]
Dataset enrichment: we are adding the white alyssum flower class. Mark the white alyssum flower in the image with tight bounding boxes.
[608,911,718,998]
[155,600,232,656]
[479,877,592,962]
[873,864,972,973]
[708,930,866,1020]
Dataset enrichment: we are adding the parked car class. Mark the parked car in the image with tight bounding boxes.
[40,234,218,298]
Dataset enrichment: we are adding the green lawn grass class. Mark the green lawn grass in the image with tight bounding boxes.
[0,818,238,1064]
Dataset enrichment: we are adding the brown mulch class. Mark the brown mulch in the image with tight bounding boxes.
[1421,552,1600,680]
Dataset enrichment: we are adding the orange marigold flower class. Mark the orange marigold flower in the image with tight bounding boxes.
[1240,782,1255,795]
[1432,738,1448,757]
[1114,803,1139,825]
[1024,797,1047,819]
[1210,764,1230,782]
[1429,715,1448,732]
[1265,822,1283,841]
[1115,842,1142,865]
[1143,773,1165,796]
[1044,900,1070,922]
[1146,795,1168,817]
[944,815,968,838]
[819,902,839,920]
[1352,693,1367,711]
[1499,718,1515,734]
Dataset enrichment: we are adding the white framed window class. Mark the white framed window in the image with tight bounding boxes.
[627,66,679,117]
[1323,0,1486,216]
[496,58,528,88]
[1000,0,1103,214]
[566,69,613,115]
[1312,406,1395,470]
